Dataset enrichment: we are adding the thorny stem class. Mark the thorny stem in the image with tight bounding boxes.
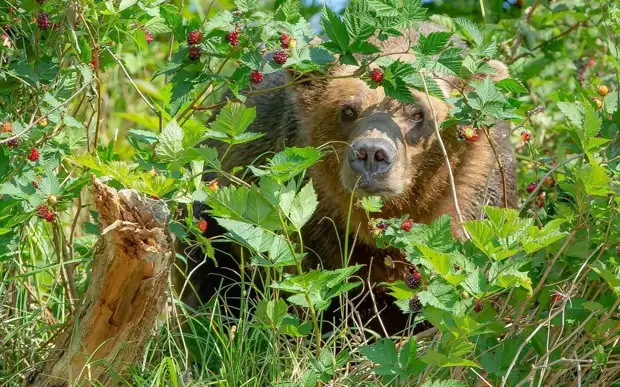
[420,73,470,239]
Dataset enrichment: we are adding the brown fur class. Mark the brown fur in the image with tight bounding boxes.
[188,23,517,332]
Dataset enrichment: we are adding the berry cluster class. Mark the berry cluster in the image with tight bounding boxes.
[37,13,51,30]
[187,30,203,61]
[474,301,483,313]
[36,204,56,223]
[2,121,12,133]
[409,296,422,313]
[401,219,413,231]
[405,270,422,290]
[369,68,384,84]
[526,175,555,209]
[28,148,39,162]
[226,30,240,47]
[273,50,288,65]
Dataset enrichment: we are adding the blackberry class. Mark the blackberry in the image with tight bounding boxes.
[187,30,202,45]
[401,219,413,231]
[189,46,201,61]
[409,296,422,313]
[37,13,51,30]
[526,182,537,193]
[226,30,239,47]
[377,220,388,230]
[272,50,287,65]
[405,271,421,289]
[28,148,39,162]
[474,302,483,313]
[249,70,264,84]
[369,68,383,84]
[7,137,18,148]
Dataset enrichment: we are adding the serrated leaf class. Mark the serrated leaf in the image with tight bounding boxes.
[416,31,453,55]
[320,6,349,53]
[360,196,383,213]
[155,120,184,162]
[254,299,288,329]
[289,180,318,229]
[455,18,483,46]
[496,78,528,93]
[420,349,480,368]
[209,101,256,137]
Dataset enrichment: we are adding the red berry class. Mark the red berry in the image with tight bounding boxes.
[143,30,154,44]
[44,211,56,222]
[208,179,219,191]
[150,195,160,200]
[197,219,208,233]
[369,68,384,84]
[272,50,287,65]
[37,13,51,30]
[552,293,562,303]
[90,49,99,69]
[226,30,239,47]
[36,204,50,218]
[7,137,18,148]
[189,46,201,61]
[588,59,595,67]
[458,126,479,142]
[250,70,264,84]
[401,219,413,231]
[526,182,537,193]
[187,30,202,45]
[280,33,291,48]
[543,176,555,187]
[474,302,483,313]
[28,148,39,162]
[521,130,531,142]
[405,271,422,289]
[32,181,39,189]
[538,191,546,200]
[37,0,44,4]
[409,296,422,313]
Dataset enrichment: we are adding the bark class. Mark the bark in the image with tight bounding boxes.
[29,177,173,386]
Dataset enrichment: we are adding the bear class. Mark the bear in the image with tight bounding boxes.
[179,22,517,335]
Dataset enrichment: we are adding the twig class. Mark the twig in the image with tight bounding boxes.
[518,153,584,212]
[420,73,470,239]
[511,105,544,134]
[508,21,588,64]
[0,82,92,145]
[481,126,508,208]
[366,257,389,337]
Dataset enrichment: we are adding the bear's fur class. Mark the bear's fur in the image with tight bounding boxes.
[180,22,517,334]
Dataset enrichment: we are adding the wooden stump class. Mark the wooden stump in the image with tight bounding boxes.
[29,178,173,386]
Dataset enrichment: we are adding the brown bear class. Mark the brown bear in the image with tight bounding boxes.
[181,22,517,334]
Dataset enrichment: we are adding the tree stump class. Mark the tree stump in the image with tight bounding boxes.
[29,177,173,386]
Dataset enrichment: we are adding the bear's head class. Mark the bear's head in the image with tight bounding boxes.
[293,28,509,238]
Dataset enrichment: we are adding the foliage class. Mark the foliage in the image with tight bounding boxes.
[0,0,619,385]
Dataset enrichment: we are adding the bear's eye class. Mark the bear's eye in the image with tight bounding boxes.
[341,106,358,121]
[413,112,423,122]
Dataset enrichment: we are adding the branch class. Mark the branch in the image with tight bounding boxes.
[508,21,588,65]
[481,126,508,208]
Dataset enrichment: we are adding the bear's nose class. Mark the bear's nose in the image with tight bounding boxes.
[348,138,396,175]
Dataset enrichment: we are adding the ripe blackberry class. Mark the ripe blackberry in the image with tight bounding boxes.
[409,296,422,313]
[32,181,39,189]
[250,70,264,84]
[187,30,202,45]
[405,271,422,289]
[369,68,383,84]
[189,46,201,61]
[28,148,39,162]
[226,30,239,46]
[474,302,483,313]
[377,220,388,230]
[272,50,287,65]
[144,30,154,44]
[280,33,291,48]
[401,219,413,231]
[7,137,18,148]
[37,13,51,30]
[526,182,537,193]
[197,219,208,233]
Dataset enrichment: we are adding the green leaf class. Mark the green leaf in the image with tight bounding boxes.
[360,338,398,366]
[320,6,349,53]
[118,0,137,11]
[254,299,288,329]
[496,78,528,93]
[155,120,184,162]
[591,261,620,295]
[209,101,257,138]
[579,161,612,197]
[455,18,483,46]
[289,180,318,229]
[360,196,383,213]
[461,270,487,299]
[421,380,467,387]
[419,349,479,368]
[416,31,453,55]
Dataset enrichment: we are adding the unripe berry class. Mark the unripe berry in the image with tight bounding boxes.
[401,219,413,231]
[187,30,202,45]
[272,50,287,65]
[38,118,48,127]
[189,46,201,61]
[288,38,297,48]
[1,121,12,133]
[369,68,383,84]
[37,13,51,30]
[249,70,264,84]
[458,126,479,142]
[543,176,555,187]
[48,195,57,205]
[520,130,531,142]
[44,211,56,222]
[27,148,39,162]
[208,179,219,191]
[197,219,208,233]
[144,30,154,44]
[279,33,291,49]
[598,85,609,96]
[593,97,603,111]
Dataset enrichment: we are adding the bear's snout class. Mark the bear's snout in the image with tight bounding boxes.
[348,138,396,175]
